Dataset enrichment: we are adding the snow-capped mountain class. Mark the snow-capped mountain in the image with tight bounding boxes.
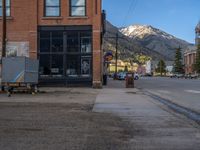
[119,24,191,60]
[120,25,174,40]
[103,21,192,61]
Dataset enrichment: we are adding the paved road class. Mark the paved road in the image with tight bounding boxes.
[135,77,200,114]
[94,81,200,149]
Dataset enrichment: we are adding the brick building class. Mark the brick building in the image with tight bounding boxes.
[184,46,196,74]
[184,21,200,74]
[0,0,105,87]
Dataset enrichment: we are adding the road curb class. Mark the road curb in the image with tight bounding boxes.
[144,90,200,124]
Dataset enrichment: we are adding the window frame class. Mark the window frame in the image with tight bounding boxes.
[69,0,87,17]
[0,0,11,17]
[44,0,61,17]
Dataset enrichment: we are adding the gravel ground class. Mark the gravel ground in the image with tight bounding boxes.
[0,89,134,150]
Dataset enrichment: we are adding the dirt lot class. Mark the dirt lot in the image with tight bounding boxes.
[0,88,133,150]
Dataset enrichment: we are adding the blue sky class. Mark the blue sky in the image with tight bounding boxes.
[103,0,200,43]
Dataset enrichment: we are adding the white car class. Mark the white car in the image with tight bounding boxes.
[134,73,139,80]
[118,72,139,80]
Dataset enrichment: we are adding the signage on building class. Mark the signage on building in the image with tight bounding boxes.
[104,51,113,62]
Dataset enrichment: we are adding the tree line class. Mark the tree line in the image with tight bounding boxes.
[156,43,200,76]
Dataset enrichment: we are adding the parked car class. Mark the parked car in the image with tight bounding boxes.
[185,74,199,79]
[190,74,198,79]
[134,73,139,80]
[117,72,139,80]
[144,73,153,77]
[170,73,184,78]
[117,72,127,80]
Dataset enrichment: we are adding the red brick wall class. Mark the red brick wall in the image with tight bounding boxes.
[0,0,103,87]
[184,52,196,74]
[0,0,38,57]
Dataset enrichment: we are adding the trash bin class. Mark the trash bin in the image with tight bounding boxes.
[103,74,107,85]
[126,72,134,88]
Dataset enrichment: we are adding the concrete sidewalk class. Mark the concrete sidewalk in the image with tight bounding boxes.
[93,87,200,150]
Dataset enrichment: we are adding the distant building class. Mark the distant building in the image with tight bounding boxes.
[184,21,200,74]
[109,60,138,73]
[184,45,196,74]
[145,60,174,75]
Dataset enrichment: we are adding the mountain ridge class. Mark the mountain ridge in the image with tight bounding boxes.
[103,21,192,61]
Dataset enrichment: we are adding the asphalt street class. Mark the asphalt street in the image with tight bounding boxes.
[135,77,200,114]
[96,79,200,149]
[0,79,200,149]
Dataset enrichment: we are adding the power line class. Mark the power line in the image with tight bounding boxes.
[121,0,138,27]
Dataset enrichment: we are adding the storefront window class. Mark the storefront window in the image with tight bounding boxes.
[39,55,51,76]
[81,37,91,53]
[52,32,63,52]
[66,55,81,77]
[40,32,50,52]
[81,57,91,76]
[39,29,92,80]
[67,33,79,53]
[51,54,63,76]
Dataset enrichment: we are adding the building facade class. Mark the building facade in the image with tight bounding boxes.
[184,21,200,74]
[184,46,196,74]
[0,0,104,87]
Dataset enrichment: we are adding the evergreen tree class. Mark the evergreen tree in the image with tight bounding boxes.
[174,47,184,73]
[156,60,166,76]
[194,44,200,73]
[124,65,128,72]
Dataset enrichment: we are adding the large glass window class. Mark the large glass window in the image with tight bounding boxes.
[39,29,92,79]
[0,0,10,16]
[67,33,79,53]
[81,33,91,53]
[70,0,86,16]
[81,56,91,76]
[40,32,50,52]
[66,55,80,77]
[52,32,63,52]
[45,0,60,17]
[51,54,63,76]
[39,55,51,76]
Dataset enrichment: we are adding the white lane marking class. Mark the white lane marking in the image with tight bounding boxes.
[157,90,171,94]
[185,90,200,94]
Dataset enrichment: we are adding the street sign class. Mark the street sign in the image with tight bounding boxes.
[104,51,113,62]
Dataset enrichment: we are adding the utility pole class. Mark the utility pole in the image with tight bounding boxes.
[2,0,7,57]
[1,0,6,91]
[114,33,118,79]
[160,61,162,76]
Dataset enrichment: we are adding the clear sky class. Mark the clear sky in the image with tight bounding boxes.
[103,0,200,43]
